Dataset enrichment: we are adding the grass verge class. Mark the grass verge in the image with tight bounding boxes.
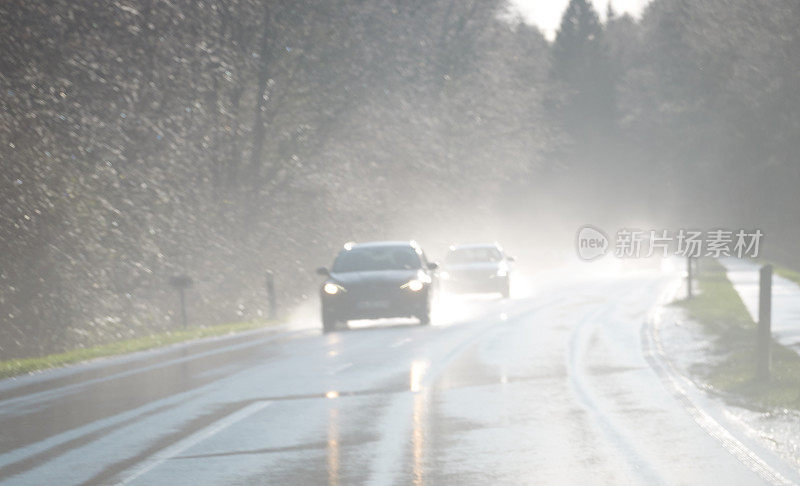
[0,319,278,379]
[674,258,800,410]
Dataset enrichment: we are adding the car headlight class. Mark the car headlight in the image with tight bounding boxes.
[495,268,508,277]
[323,282,343,295]
[402,279,424,292]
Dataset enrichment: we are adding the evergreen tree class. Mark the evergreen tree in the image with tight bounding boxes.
[606,2,617,22]
[551,0,615,140]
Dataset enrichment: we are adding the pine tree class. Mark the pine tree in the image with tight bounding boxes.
[551,0,615,140]
[606,2,617,22]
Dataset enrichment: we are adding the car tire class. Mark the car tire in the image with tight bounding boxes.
[417,297,431,325]
[500,278,510,299]
[322,309,337,333]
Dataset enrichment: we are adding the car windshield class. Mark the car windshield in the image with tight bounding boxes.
[332,246,422,272]
[445,247,502,264]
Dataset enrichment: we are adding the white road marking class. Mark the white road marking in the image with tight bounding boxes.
[389,338,411,348]
[326,363,353,375]
[366,300,554,486]
[566,297,665,485]
[116,401,273,485]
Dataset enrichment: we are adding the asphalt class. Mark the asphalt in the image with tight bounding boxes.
[0,266,796,485]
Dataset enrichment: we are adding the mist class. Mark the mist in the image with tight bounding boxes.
[2,0,798,356]
[6,1,800,484]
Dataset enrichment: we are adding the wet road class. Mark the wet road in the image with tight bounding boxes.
[0,268,797,485]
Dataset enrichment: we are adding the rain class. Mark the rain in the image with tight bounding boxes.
[2,0,800,484]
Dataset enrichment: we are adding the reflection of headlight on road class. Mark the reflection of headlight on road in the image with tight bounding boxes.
[324,283,341,295]
[402,279,424,291]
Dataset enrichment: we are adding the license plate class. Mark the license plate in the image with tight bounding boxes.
[357,300,390,310]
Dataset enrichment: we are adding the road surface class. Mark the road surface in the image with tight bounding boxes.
[0,267,797,485]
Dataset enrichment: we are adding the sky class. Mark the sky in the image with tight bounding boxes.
[507,0,651,40]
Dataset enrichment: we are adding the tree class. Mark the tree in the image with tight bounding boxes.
[551,0,615,141]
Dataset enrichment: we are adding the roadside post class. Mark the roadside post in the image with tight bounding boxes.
[266,270,277,319]
[757,264,772,382]
[686,256,693,299]
[169,275,193,329]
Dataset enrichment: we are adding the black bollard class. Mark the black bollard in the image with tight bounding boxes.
[169,275,193,329]
[757,265,772,382]
[266,271,277,319]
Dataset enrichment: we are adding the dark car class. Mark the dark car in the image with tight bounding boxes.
[440,243,514,298]
[316,241,439,332]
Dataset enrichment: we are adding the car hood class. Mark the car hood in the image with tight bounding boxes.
[329,269,419,286]
[444,262,502,272]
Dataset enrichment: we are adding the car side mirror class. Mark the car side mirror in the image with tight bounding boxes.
[316,267,330,276]
[506,256,515,262]
[427,262,439,270]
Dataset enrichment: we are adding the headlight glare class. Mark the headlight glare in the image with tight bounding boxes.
[402,279,424,292]
[323,283,341,295]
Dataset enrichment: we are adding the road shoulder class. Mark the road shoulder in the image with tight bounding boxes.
[647,272,800,482]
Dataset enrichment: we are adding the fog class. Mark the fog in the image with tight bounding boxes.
[2,0,798,357]
[6,2,800,484]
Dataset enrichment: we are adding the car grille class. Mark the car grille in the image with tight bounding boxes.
[450,269,495,281]
[343,281,399,299]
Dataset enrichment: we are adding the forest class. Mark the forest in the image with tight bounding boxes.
[2,0,799,358]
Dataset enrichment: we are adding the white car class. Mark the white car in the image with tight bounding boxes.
[440,243,514,298]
